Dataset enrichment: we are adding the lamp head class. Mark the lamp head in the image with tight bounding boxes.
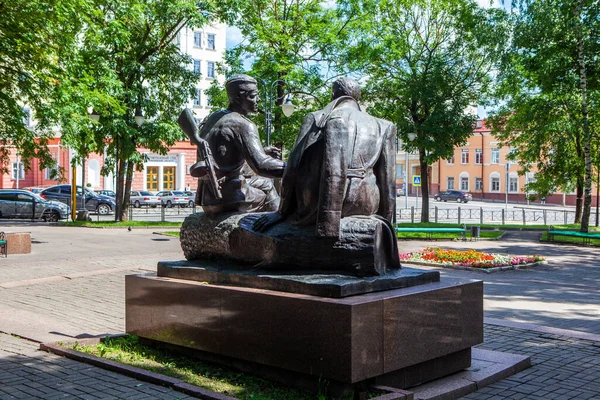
[135,107,144,127]
[281,94,296,117]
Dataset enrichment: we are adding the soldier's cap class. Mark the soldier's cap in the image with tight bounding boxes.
[226,74,258,95]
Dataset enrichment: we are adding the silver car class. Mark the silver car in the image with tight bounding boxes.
[0,189,70,222]
[156,190,189,208]
[130,190,161,208]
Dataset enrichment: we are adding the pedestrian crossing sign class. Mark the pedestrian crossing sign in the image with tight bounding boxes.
[413,175,421,186]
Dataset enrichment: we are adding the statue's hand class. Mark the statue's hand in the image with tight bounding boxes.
[253,212,284,232]
[264,145,282,159]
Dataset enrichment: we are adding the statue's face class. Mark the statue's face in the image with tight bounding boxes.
[238,84,259,114]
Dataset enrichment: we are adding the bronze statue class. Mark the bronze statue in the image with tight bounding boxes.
[179,74,285,215]
[181,77,400,276]
[254,77,397,239]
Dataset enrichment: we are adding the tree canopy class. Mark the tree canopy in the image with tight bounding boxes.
[339,0,508,222]
[487,0,599,230]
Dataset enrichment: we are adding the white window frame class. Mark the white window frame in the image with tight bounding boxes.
[461,149,469,164]
[193,32,202,48]
[193,88,201,107]
[207,33,215,50]
[447,176,455,190]
[460,176,469,191]
[509,174,519,193]
[475,149,482,165]
[446,155,455,165]
[491,148,500,164]
[207,61,215,78]
[490,173,500,192]
[193,59,201,74]
[12,161,25,180]
[475,177,483,191]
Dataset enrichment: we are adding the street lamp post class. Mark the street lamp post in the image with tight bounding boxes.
[259,80,296,146]
[405,133,417,209]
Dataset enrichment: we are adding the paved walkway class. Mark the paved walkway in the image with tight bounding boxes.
[0,223,598,399]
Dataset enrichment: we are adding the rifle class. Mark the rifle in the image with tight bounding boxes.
[177,108,222,199]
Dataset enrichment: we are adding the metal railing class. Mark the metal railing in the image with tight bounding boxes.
[398,206,598,226]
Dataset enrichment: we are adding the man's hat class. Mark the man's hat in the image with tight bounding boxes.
[226,74,257,96]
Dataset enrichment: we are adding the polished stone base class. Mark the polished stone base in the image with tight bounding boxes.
[157,260,440,298]
[126,273,483,387]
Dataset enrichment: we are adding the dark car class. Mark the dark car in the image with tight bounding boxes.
[95,189,116,198]
[433,190,473,203]
[0,189,70,221]
[40,184,115,215]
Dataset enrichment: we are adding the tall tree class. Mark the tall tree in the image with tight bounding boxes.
[0,0,85,174]
[339,0,507,222]
[48,0,216,221]
[488,0,599,231]
[209,0,348,152]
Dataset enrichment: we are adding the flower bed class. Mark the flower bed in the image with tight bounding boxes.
[400,247,546,273]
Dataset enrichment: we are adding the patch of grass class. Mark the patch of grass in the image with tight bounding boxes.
[540,232,600,246]
[59,221,182,228]
[162,231,180,237]
[71,335,349,400]
[396,230,502,240]
[395,222,589,230]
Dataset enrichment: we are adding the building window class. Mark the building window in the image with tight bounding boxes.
[193,59,201,74]
[491,176,500,192]
[23,108,31,127]
[147,167,159,191]
[12,161,25,180]
[491,148,500,164]
[207,34,215,50]
[163,166,176,190]
[395,164,404,179]
[446,155,454,165]
[174,33,181,46]
[475,177,483,190]
[206,95,211,107]
[207,61,215,78]
[509,176,518,193]
[447,177,455,190]
[460,176,469,191]
[475,149,482,164]
[193,32,201,48]
[193,88,201,107]
[461,149,469,164]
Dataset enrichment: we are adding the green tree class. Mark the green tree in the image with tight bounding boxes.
[212,0,348,153]
[49,0,216,221]
[339,0,508,222]
[487,0,599,231]
[0,0,85,175]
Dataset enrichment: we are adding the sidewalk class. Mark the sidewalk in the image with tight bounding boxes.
[0,223,599,399]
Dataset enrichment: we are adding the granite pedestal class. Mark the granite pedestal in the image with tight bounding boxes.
[6,232,31,254]
[126,269,483,391]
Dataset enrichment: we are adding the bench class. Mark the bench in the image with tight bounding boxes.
[396,225,468,240]
[0,232,6,257]
[547,226,600,245]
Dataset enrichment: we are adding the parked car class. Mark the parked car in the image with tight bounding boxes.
[433,190,473,203]
[95,189,116,198]
[40,184,116,214]
[184,190,196,207]
[130,190,161,208]
[156,190,189,208]
[0,189,70,221]
[395,188,405,196]
[23,187,45,194]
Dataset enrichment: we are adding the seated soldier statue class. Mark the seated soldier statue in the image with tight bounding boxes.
[178,74,285,215]
[180,77,400,276]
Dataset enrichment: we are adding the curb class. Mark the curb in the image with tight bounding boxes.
[39,338,410,400]
[401,260,547,273]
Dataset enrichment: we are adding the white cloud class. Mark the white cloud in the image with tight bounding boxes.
[226,26,244,50]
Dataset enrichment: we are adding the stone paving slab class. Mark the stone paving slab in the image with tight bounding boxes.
[0,332,195,400]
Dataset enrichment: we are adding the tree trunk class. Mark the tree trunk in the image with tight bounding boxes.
[419,150,429,222]
[575,183,583,223]
[116,156,126,222]
[576,0,592,232]
[121,160,134,221]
